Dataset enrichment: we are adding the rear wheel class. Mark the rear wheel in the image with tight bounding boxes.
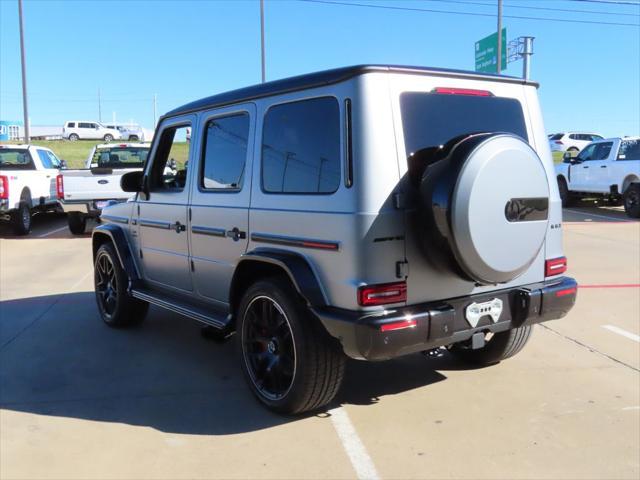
[11,201,31,235]
[567,147,579,152]
[623,184,640,218]
[238,277,345,414]
[128,135,139,141]
[67,212,87,235]
[94,243,148,327]
[68,133,79,141]
[449,325,534,365]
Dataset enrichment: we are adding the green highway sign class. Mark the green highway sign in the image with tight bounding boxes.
[475,28,507,74]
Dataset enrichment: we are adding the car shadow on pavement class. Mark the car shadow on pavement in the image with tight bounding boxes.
[563,202,638,223]
[1,291,480,434]
[0,212,69,239]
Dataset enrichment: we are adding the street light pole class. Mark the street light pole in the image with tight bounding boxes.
[496,0,503,74]
[260,0,266,83]
[17,0,30,142]
[98,88,102,123]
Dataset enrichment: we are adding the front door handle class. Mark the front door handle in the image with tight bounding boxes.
[173,221,186,233]
[583,166,589,169]
[600,165,607,168]
[226,227,246,241]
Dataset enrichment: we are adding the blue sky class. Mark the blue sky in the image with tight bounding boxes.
[1,0,638,137]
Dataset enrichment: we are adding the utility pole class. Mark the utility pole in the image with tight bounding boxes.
[496,0,503,74]
[260,0,266,83]
[522,36,535,80]
[153,94,157,127]
[18,0,30,142]
[98,88,102,122]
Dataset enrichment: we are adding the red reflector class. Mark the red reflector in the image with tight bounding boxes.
[0,175,8,200]
[358,282,407,306]
[301,240,338,250]
[380,319,417,332]
[434,87,492,96]
[56,175,64,199]
[545,257,567,277]
[555,287,577,297]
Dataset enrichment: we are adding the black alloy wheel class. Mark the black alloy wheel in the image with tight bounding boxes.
[241,295,296,401]
[95,249,118,321]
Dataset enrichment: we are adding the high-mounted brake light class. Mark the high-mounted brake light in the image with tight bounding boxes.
[433,87,492,97]
[0,176,8,200]
[56,174,64,199]
[545,257,567,277]
[358,282,407,306]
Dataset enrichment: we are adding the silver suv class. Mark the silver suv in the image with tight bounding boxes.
[92,65,577,414]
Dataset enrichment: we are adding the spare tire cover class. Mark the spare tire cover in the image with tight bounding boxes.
[418,133,549,285]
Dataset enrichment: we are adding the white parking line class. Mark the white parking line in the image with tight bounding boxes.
[564,209,633,223]
[37,225,68,238]
[602,325,640,343]
[329,407,380,480]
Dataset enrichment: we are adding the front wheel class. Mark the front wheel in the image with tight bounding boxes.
[449,325,534,365]
[94,243,148,327]
[103,134,113,142]
[67,212,87,235]
[11,201,32,235]
[238,277,345,414]
[623,184,640,218]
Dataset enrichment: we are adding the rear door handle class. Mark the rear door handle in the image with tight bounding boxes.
[600,165,607,168]
[583,166,589,169]
[173,221,186,233]
[226,227,246,241]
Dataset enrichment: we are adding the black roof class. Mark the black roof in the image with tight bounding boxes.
[164,64,537,119]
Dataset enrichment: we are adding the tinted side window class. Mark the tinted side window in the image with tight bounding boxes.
[149,125,191,193]
[67,122,75,128]
[78,123,92,129]
[569,134,578,140]
[594,142,613,160]
[262,97,341,194]
[201,113,250,190]
[618,139,640,160]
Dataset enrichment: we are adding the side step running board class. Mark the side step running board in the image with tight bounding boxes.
[131,288,230,330]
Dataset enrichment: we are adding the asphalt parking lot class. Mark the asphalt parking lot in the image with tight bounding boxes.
[1,205,638,480]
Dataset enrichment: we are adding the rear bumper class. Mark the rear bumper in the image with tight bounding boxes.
[61,199,126,216]
[313,277,578,361]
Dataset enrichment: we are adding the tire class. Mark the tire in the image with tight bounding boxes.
[237,277,346,414]
[567,147,579,152]
[449,325,534,365]
[557,176,575,207]
[623,184,640,218]
[68,133,79,141]
[11,201,31,235]
[67,212,87,235]
[94,243,149,327]
[103,134,113,142]
[128,135,139,141]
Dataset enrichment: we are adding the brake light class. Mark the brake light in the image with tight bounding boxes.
[0,176,8,200]
[56,175,64,199]
[358,282,407,306]
[434,87,492,96]
[554,141,564,145]
[545,257,567,277]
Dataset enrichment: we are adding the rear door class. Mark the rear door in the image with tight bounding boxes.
[189,104,254,306]
[136,116,195,292]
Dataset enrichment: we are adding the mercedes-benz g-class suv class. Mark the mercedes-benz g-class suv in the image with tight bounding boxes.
[92,65,577,414]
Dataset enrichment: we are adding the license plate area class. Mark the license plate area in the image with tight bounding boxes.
[465,298,503,328]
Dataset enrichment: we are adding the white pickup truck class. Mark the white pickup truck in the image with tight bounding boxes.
[60,143,151,234]
[556,137,640,218]
[0,144,63,235]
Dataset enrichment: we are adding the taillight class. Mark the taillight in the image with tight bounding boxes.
[545,257,567,277]
[433,87,492,96]
[0,176,8,200]
[358,282,407,306]
[56,175,64,199]
[554,141,564,145]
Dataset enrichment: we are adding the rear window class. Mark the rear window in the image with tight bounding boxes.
[550,133,564,140]
[0,149,35,170]
[67,122,75,128]
[400,92,528,156]
[91,147,149,169]
[618,139,640,160]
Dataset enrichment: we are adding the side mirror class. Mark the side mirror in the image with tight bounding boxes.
[59,159,68,169]
[121,170,144,193]
[563,152,579,163]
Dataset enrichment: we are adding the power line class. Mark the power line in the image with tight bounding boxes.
[567,0,640,6]
[298,0,640,27]
[425,0,639,17]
